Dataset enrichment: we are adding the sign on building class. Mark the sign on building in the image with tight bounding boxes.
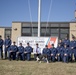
[17,37,58,52]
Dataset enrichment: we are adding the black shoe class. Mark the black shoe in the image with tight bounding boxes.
[9,59,11,61]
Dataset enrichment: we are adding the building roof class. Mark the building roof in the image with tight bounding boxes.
[0,26,11,29]
[12,21,76,23]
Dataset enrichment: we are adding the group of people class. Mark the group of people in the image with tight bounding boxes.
[0,35,33,61]
[38,36,76,63]
[0,35,76,63]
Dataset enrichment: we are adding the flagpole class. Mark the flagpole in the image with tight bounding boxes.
[38,0,41,37]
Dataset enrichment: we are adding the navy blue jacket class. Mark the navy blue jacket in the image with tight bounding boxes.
[63,47,70,56]
[18,46,24,53]
[70,40,76,49]
[24,46,33,53]
[4,39,11,46]
[60,47,64,56]
[50,47,57,56]
[59,42,64,47]
[68,47,72,56]
[63,39,70,47]
[0,39,3,47]
[56,46,61,54]
[42,48,51,56]
[9,45,18,52]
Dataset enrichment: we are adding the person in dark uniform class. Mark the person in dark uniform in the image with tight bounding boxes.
[63,44,69,63]
[16,43,24,61]
[39,45,51,63]
[22,43,33,61]
[56,43,62,61]
[58,39,64,47]
[50,44,57,62]
[59,45,64,61]
[70,37,76,61]
[4,36,11,59]
[0,35,3,59]
[8,42,18,61]
[63,36,70,47]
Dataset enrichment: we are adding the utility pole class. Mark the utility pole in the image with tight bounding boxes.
[38,0,41,37]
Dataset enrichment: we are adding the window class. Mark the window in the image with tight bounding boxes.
[22,27,32,36]
[51,33,59,37]
[31,24,38,27]
[22,28,31,33]
[60,29,69,33]
[51,29,59,34]
[5,29,11,38]
[22,23,31,27]
[60,23,69,27]
[60,34,68,39]
[32,28,38,36]
[41,28,50,36]
[5,31,11,34]
[51,24,59,27]
[41,28,50,33]
[41,24,49,27]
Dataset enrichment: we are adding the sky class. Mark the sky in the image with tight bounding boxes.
[0,0,76,26]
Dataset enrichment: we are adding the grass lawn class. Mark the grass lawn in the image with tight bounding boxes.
[0,60,76,75]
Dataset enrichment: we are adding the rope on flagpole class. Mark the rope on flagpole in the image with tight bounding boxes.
[28,0,34,36]
[45,0,53,36]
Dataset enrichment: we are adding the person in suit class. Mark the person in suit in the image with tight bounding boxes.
[33,43,41,61]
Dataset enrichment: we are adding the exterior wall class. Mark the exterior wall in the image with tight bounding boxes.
[0,22,75,42]
[0,28,5,40]
[12,22,21,42]
[70,22,76,40]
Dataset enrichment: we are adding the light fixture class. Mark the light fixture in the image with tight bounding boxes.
[14,28,17,31]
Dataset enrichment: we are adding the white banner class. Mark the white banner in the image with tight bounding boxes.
[17,37,58,51]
